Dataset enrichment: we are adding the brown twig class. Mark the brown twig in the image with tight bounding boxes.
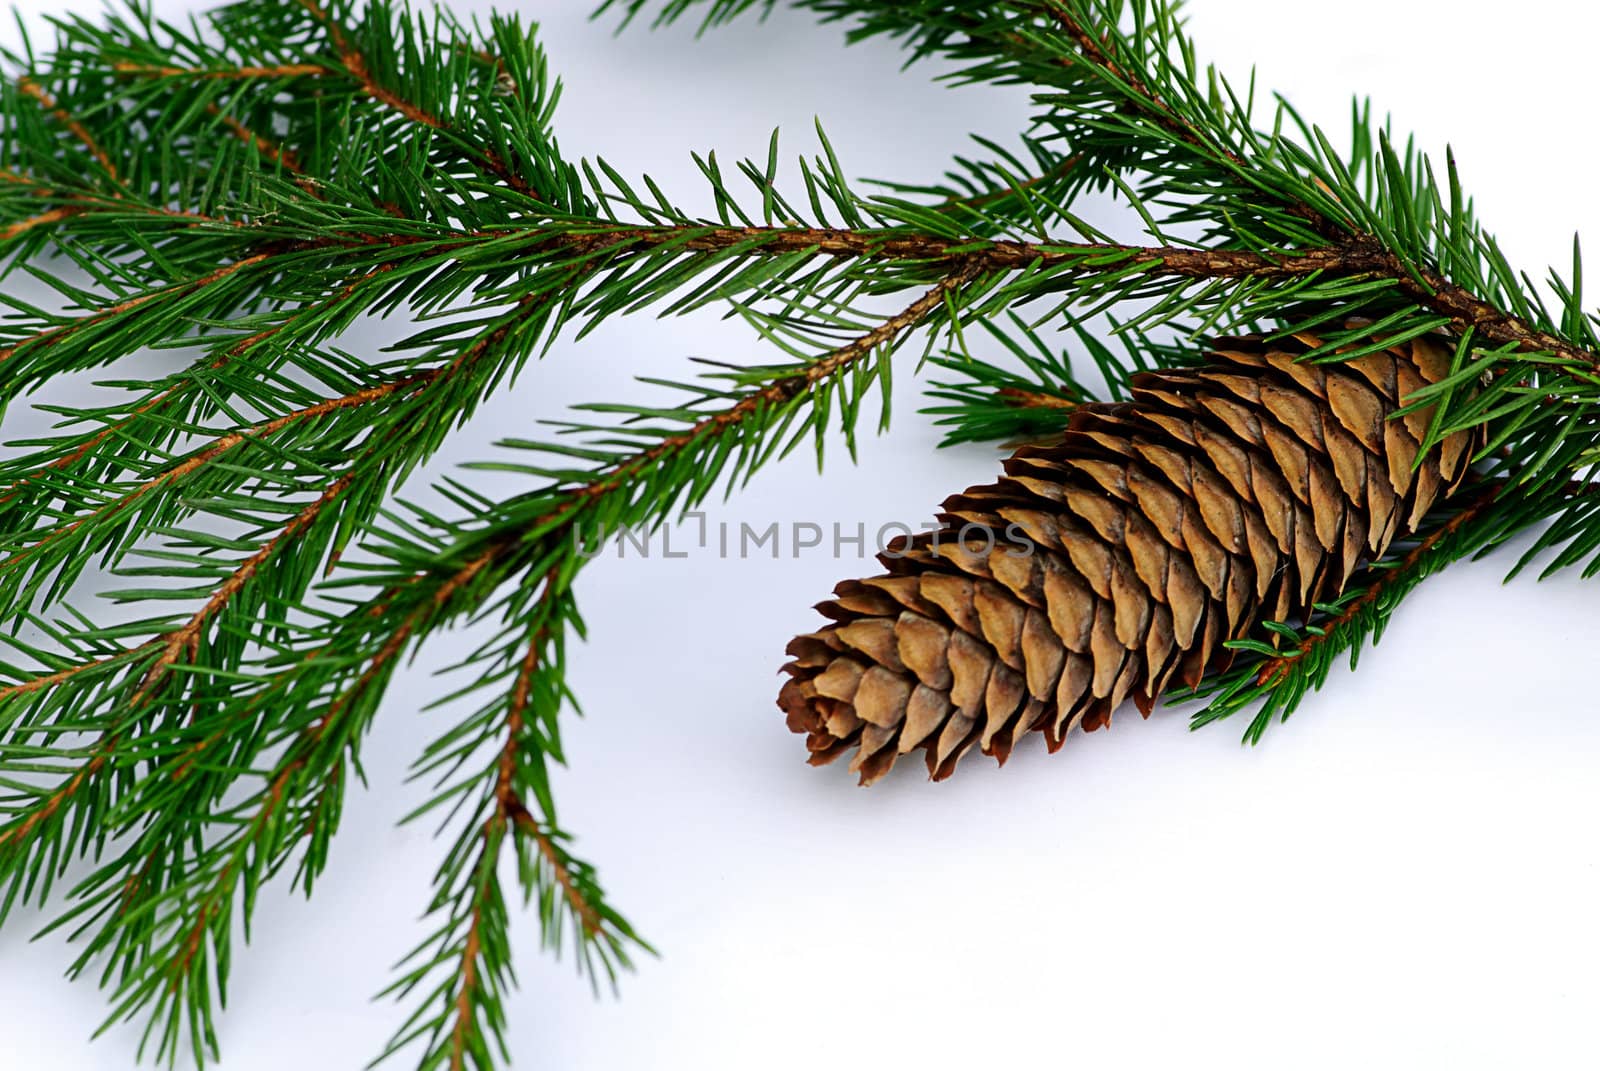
[134,473,360,705]
[508,802,603,938]
[1392,255,1591,367]
[0,206,85,241]
[0,188,240,234]
[7,216,1587,389]
[537,223,1599,368]
[0,753,109,852]
[112,62,332,80]
[536,226,1363,278]
[17,77,118,179]
[0,650,137,702]
[447,834,499,1070]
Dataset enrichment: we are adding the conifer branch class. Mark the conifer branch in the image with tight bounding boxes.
[406,598,556,1071]
[0,265,392,507]
[0,472,362,866]
[16,75,117,178]
[293,0,538,197]
[2,1,1598,1067]
[0,378,411,575]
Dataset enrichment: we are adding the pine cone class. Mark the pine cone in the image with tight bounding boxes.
[777,328,1477,784]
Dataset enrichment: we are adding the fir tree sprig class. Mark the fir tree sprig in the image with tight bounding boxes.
[2,0,1598,1067]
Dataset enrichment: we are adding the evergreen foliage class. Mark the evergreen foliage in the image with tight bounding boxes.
[0,0,1591,1066]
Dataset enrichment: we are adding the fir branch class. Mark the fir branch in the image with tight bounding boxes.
[0,471,360,868]
[1032,2,1338,235]
[0,370,415,624]
[0,263,394,509]
[363,273,974,1065]
[3,1,1600,1068]
[378,579,618,1071]
[0,291,561,847]
[16,75,117,178]
[292,0,538,197]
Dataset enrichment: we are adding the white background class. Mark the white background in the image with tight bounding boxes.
[3,1,1600,1068]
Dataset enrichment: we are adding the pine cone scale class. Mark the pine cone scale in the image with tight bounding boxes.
[778,329,1476,785]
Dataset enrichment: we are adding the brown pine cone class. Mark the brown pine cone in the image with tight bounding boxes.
[777,328,1477,784]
